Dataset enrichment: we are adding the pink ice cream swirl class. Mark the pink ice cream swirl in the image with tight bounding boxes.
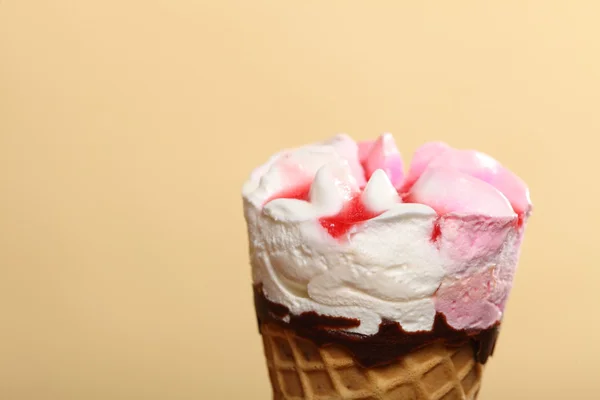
[359,137,531,330]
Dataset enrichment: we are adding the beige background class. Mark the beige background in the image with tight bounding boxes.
[1,1,598,399]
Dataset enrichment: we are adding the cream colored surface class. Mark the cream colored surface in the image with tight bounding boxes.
[0,1,598,399]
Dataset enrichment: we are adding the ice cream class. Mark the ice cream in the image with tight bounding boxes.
[244,133,530,331]
[243,133,531,398]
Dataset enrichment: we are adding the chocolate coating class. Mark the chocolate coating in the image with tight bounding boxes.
[254,284,499,368]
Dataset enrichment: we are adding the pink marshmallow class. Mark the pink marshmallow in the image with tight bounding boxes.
[428,150,531,215]
[358,140,376,164]
[403,142,451,190]
[363,134,405,189]
[404,143,531,214]
[407,167,515,217]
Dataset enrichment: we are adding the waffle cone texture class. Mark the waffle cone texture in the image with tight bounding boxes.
[260,323,483,400]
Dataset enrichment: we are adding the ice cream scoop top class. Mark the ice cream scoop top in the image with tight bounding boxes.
[243,134,531,335]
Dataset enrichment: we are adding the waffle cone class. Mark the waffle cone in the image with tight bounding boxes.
[260,323,483,400]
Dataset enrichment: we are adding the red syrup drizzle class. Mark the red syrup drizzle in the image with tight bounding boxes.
[267,182,311,202]
[266,184,382,239]
[516,212,526,228]
[319,196,381,238]
[402,192,443,244]
[430,218,442,243]
[359,160,370,184]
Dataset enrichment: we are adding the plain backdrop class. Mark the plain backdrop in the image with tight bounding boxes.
[1,1,599,399]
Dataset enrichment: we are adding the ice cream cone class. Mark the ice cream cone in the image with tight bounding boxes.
[243,134,531,399]
[260,323,483,400]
